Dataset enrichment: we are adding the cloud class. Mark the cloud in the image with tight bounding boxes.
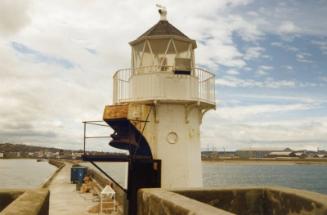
[226,69,240,75]
[244,47,265,60]
[255,65,273,76]
[278,21,300,34]
[239,2,327,36]
[312,40,327,55]
[282,65,293,71]
[321,76,327,82]
[11,42,75,69]
[271,42,299,52]
[296,52,313,63]
[202,118,327,150]
[0,0,31,35]
[215,76,296,88]
[215,103,317,121]
[0,0,326,152]
[201,100,327,150]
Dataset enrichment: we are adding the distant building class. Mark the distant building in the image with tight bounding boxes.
[72,152,83,160]
[267,151,296,158]
[59,150,64,156]
[236,147,289,159]
[46,152,56,158]
[294,152,306,158]
[4,152,21,158]
[306,152,319,158]
[201,151,220,160]
[0,152,3,158]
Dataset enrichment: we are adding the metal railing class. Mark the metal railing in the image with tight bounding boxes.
[113,66,215,105]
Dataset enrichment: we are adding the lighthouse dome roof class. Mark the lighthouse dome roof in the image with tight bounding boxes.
[138,20,189,39]
[129,20,197,48]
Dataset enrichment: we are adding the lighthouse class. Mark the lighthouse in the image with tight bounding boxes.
[103,6,215,189]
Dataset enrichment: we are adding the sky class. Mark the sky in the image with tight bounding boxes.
[0,0,326,151]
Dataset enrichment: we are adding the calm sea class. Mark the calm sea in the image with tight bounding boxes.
[1,160,327,195]
[84,161,327,195]
[202,162,327,195]
[0,159,56,189]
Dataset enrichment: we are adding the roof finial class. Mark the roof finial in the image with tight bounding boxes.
[156,4,167,21]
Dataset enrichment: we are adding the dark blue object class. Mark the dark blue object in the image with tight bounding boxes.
[70,165,87,184]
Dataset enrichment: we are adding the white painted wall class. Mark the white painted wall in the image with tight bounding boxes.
[123,70,215,188]
[141,103,203,188]
[129,73,198,102]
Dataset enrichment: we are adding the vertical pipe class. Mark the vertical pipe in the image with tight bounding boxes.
[83,122,86,155]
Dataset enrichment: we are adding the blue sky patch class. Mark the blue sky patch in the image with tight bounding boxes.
[11,42,75,69]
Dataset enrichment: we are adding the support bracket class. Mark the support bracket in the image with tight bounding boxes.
[153,101,159,123]
[184,103,198,124]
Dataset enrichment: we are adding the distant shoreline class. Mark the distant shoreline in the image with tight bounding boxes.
[202,159,327,165]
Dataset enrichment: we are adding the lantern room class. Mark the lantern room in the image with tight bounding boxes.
[129,11,197,75]
[112,6,215,107]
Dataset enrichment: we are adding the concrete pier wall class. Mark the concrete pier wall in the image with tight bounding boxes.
[0,159,63,214]
[0,189,49,215]
[137,188,232,215]
[138,187,327,215]
[0,190,24,212]
[41,160,65,188]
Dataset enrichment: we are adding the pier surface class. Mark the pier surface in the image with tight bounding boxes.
[49,163,98,215]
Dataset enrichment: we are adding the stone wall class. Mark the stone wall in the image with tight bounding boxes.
[0,190,24,212]
[0,189,49,215]
[175,187,327,215]
[138,187,327,215]
[41,159,65,188]
[137,188,232,215]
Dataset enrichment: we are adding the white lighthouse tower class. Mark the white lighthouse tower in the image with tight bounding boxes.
[104,6,215,189]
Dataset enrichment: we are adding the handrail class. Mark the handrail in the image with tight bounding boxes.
[113,66,215,79]
[112,66,215,105]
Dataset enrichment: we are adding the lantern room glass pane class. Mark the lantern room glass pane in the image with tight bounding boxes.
[166,41,177,67]
[175,40,191,58]
[141,42,153,70]
[148,39,168,67]
[149,39,169,54]
[133,41,145,68]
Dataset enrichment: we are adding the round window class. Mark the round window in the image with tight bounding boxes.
[167,132,178,144]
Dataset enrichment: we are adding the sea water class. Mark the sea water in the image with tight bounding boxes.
[202,162,327,195]
[1,160,327,195]
[0,159,56,189]
[84,161,327,195]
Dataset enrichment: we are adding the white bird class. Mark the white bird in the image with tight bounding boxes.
[156,4,167,21]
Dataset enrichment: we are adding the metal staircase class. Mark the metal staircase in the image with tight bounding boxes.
[82,105,161,215]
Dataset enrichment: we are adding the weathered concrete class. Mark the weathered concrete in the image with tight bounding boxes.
[175,187,327,215]
[138,188,233,215]
[0,190,24,212]
[0,189,49,215]
[48,163,98,215]
[138,187,327,215]
[1,160,122,215]
[41,160,65,188]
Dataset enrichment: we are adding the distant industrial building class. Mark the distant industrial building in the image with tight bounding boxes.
[236,147,290,159]
[267,151,296,158]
